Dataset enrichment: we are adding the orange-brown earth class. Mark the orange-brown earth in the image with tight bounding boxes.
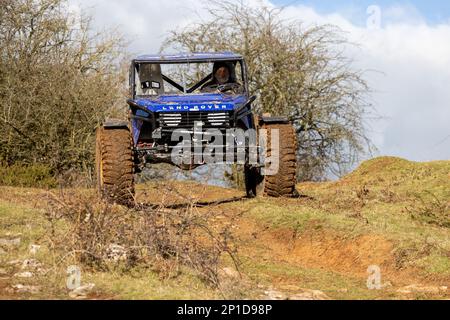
[1,157,449,299]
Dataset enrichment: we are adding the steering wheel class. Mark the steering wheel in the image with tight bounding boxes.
[218,83,243,93]
[205,83,242,94]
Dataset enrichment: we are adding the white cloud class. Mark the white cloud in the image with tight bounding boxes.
[359,24,450,161]
[68,0,210,54]
[68,0,450,162]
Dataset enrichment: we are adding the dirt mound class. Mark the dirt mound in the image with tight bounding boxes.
[348,157,412,176]
[340,157,450,192]
[297,157,450,214]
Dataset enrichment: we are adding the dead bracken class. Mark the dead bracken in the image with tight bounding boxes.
[44,190,240,287]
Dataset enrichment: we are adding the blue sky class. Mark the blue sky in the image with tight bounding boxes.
[272,0,450,25]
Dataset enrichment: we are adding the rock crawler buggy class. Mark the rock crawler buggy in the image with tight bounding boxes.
[96,52,298,206]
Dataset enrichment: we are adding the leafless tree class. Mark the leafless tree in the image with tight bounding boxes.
[163,0,376,180]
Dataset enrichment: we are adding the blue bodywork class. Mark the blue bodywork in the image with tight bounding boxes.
[134,93,246,112]
[130,93,250,144]
[129,52,254,147]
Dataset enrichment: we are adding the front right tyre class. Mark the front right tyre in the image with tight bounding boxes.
[245,123,298,198]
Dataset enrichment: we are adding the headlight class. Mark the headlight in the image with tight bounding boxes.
[207,112,228,126]
[160,113,182,127]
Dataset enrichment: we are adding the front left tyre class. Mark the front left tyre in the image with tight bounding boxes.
[95,127,135,207]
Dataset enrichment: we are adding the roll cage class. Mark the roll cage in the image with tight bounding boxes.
[129,52,249,98]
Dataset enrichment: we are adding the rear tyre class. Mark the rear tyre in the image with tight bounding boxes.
[245,123,298,198]
[96,127,135,206]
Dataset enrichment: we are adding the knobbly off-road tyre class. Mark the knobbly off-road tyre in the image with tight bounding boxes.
[96,127,135,207]
[245,123,298,198]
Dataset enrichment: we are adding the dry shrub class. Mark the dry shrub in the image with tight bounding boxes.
[44,192,239,287]
[406,192,450,228]
[0,0,128,175]
[0,162,57,188]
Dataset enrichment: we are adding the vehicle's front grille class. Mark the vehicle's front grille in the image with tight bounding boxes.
[159,112,231,129]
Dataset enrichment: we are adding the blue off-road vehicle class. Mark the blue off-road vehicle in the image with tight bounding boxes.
[95,52,297,205]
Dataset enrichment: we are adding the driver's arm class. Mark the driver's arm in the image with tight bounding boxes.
[200,79,217,92]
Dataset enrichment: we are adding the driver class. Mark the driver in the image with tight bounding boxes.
[201,62,239,92]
